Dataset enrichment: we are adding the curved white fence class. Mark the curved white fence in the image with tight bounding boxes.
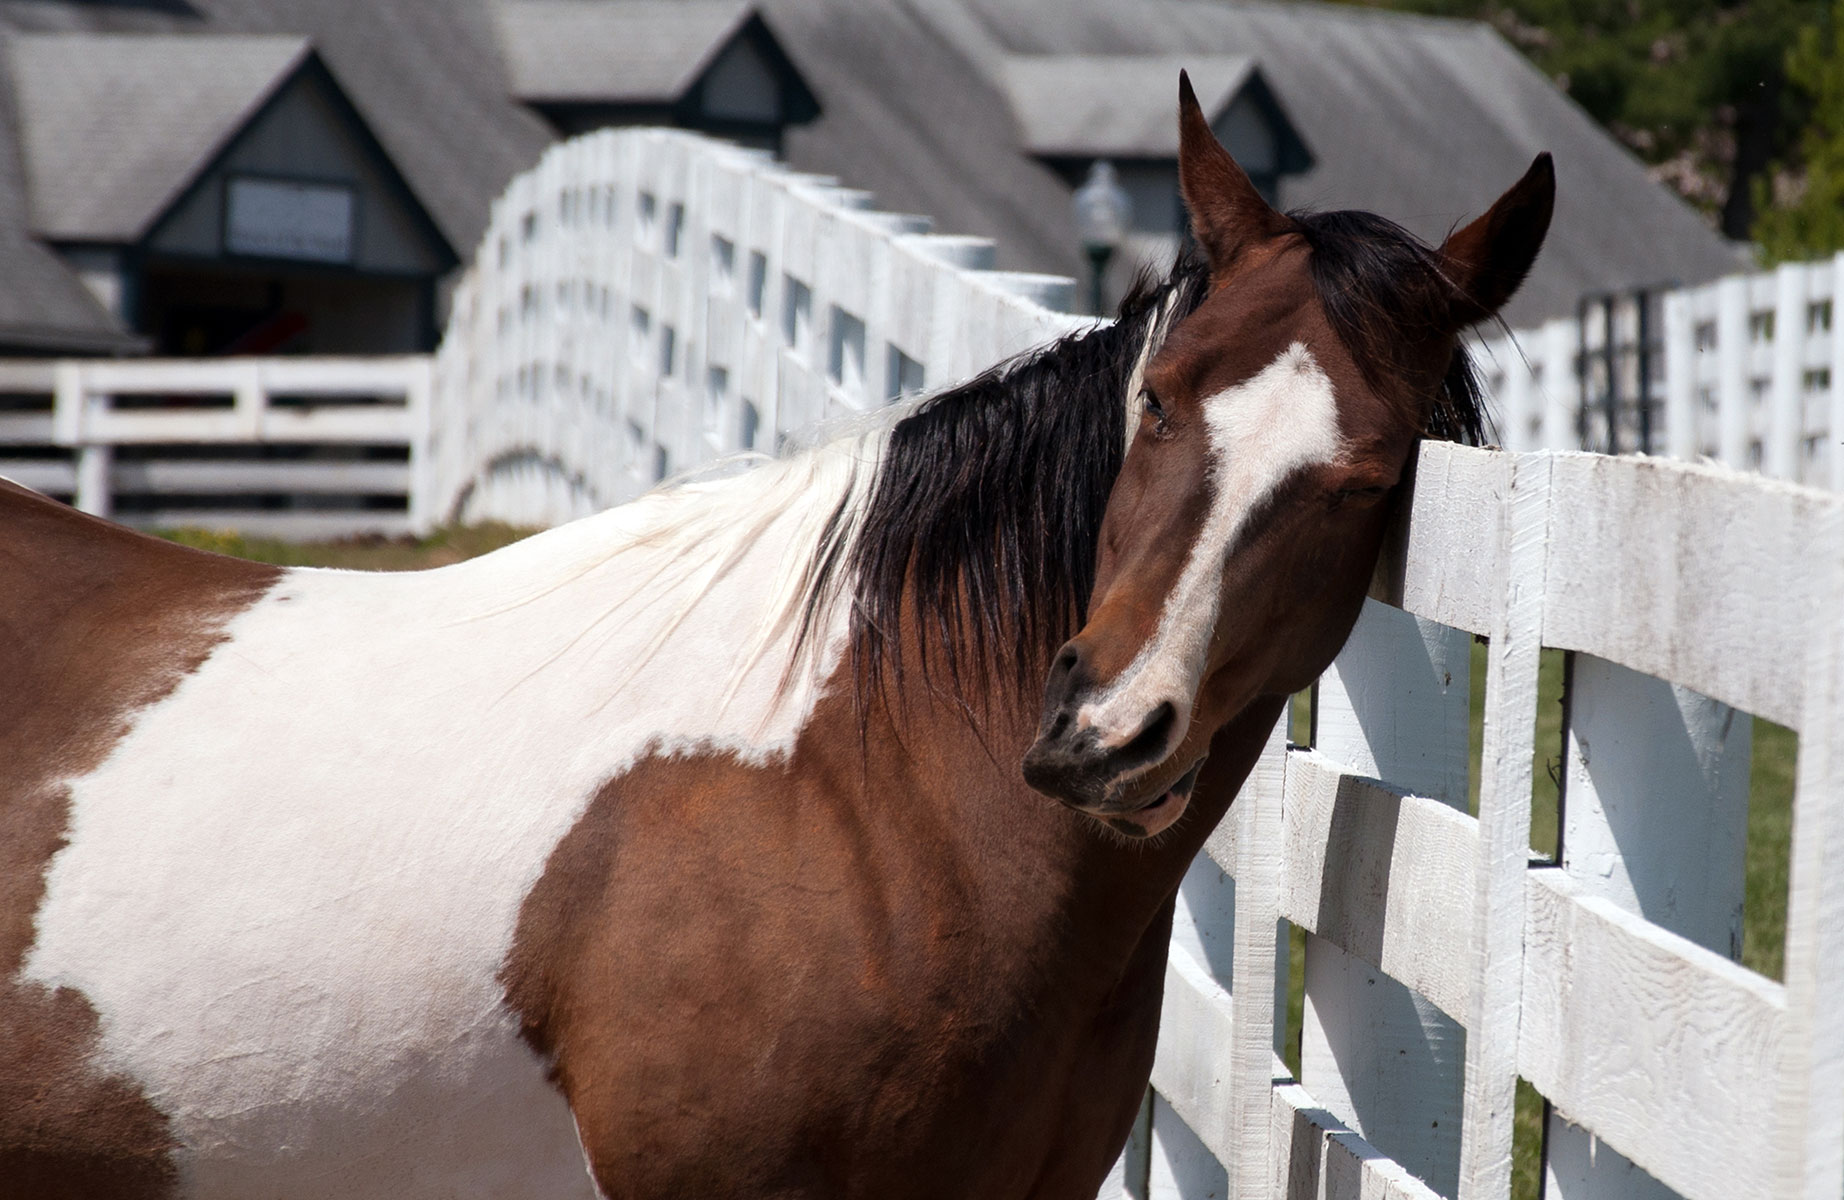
[425,128,1084,527]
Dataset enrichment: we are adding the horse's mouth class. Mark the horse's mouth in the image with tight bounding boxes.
[1102,757,1206,838]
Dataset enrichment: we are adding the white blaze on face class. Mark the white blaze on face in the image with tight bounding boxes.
[1078,342,1344,754]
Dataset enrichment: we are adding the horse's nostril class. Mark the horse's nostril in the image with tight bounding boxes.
[1116,702,1176,772]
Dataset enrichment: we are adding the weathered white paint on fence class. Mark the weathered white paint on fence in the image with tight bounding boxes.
[0,355,431,538]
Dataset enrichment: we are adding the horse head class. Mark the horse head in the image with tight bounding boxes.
[1023,71,1554,838]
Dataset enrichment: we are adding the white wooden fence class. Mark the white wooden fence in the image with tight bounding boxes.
[1131,444,1844,1200]
[0,356,431,539]
[423,128,1083,527]
[1479,255,1844,490]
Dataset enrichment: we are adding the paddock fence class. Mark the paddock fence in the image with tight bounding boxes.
[422,128,1084,528]
[1480,257,1844,490]
[0,355,431,539]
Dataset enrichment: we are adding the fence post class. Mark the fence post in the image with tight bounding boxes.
[1664,290,1697,461]
[1543,655,1752,1199]
[1831,253,1844,492]
[54,362,112,518]
[1768,263,1806,480]
[1301,599,1472,1197]
[1540,319,1577,451]
[1716,275,1750,469]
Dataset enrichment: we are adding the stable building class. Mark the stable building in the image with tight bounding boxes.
[7,34,453,357]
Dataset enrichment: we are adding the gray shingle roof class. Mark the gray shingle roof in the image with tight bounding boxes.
[1001,54,1255,159]
[813,0,1742,328]
[497,0,751,103]
[9,33,309,241]
[0,0,1747,351]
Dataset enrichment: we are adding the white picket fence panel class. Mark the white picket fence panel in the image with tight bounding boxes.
[423,127,1084,527]
[0,355,431,539]
[1479,254,1844,490]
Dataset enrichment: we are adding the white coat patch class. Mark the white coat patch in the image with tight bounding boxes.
[1078,342,1343,751]
[21,439,873,1199]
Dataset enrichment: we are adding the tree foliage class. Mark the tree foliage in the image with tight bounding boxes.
[1754,3,1844,260]
[1338,0,1821,241]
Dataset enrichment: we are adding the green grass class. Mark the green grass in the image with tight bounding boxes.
[181,530,1799,1198]
[158,522,536,571]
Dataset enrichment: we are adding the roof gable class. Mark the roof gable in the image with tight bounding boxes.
[497,0,752,104]
[1002,54,1256,159]
[8,32,311,242]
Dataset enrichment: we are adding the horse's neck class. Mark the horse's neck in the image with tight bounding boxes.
[835,661,1285,1004]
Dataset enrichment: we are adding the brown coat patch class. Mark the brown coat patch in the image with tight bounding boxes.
[0,480,280,1199]
[503,672,1285,1199]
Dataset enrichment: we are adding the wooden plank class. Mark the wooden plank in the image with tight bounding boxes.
[1456,450,1550,1200]
[1270,1084,1446,1200]
[0,359,55,392]
[1518,870,1785,1200]
[1224,711,1288,1199]
[1149,944,1237,1167]
[1664,290,1697,460]
[1372,441,1506,637]
[109,460,410,495]
[1775,501,1844,1198]
[0,459,74,492]
[0,412,55,444]
[1540,452,1844,728]
[116,510,412,539]
[1279,753,1476,1022]
[1768,263,1807,480]
[1716,275,1750,468]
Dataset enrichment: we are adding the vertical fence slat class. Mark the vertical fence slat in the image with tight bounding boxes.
[1776,502,1844,1198]
[1456,452,1551,1200]
[1543,653,1752,1200]
[1769,263,1807,480]
[1299,600,1472,1198]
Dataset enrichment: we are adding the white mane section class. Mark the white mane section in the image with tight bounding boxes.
[21,429,885,1200]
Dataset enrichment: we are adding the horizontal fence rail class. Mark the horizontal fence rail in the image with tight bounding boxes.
[0,355,432,539]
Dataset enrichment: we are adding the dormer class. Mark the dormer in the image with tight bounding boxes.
[1002,54,1312,233]
[496,1,820,153]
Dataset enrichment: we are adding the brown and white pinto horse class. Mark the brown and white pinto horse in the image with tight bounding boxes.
[1,77,1551,1200]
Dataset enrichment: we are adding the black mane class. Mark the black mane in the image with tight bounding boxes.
[1291,208,1492,445]
[809,215,1489,706]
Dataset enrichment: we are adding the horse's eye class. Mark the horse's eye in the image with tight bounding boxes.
[1142,390,1167,427]
[1331,485,1391,509]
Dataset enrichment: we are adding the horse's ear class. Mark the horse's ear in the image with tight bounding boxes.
[1178,70,1289,272]
[1439,153,1556,327]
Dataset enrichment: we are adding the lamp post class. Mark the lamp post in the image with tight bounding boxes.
[1072,160,1131,317]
